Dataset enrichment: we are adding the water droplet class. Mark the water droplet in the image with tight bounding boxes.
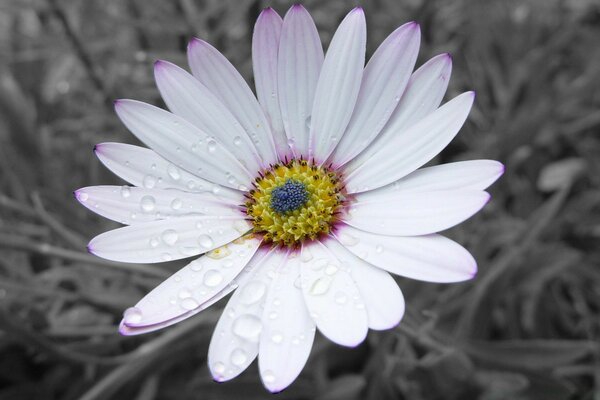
[301,247,313,262]
[232,314,262,342]
[310,277,332,295]
[161,229,178,246]
[305,116,312,130]
[292,336,300,345]
[337,232,359,246]
[170,198,182,210]
[233,220,250,234]
[222,259,234,268]
[189,259,204,271]
[198,234,214,249]
[376,245,384,253]
[77,192,89,202]
[143,175,157,189]
[203,270,223,287]
[120,186,131,198]
[180,297,199,310]
[262,370,275,384]
[230,348,248,366]
[268,311,278,320]
[161,253,173,261]
[207,139,217,153]
[239,281,266,305]
[324,264,338,275]
[167,164,181,180]
[140,195,156,212]
[195,221,203,229]
[271,331,283,344]
[334,291,347,305]
[149,237,160,248]
[123,307,142,324]
[233,136,242,146]
[237,184,248,191]
[213,362,225,374]
[312,258,328,270]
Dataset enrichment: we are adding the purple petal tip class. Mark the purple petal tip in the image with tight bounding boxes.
[86,244,95,255]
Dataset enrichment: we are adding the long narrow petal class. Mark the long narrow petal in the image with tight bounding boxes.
[88,215,252,263]
[259,253,316,393]
[74,186,241,225]
[208,248,284,382]
[358,160,505,198]
[121,235,260,327]
[277,4,323,157]
[344,190,490,236]
[154,60,262,173]
[252,8,288,158]
[334,224,477,283]
[345,92,475,193]
[300,241,368,347]
[331,22,420,166]
[346,53,452,174]
[94,143,242,202]
[310,8,366,162]
[120,245,266,336]
[114,100,253,190]
[323,239,404,330]
[187,38,278,166]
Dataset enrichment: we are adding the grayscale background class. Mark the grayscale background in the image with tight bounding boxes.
[1,0,599,399]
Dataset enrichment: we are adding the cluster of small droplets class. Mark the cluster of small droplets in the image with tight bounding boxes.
[244,159,345,246]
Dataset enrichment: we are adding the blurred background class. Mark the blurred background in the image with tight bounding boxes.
[1,0,599,399]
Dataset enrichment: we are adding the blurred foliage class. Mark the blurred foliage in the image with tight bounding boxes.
[0,0,599,399]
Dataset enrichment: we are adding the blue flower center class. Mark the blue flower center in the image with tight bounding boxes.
[270,179,309,214]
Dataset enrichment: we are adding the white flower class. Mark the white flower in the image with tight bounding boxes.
[76,5,503,392]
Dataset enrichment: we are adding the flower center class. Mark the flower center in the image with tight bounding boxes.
[245,159,345,246]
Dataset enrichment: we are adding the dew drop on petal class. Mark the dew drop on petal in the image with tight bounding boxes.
[161,229,178,246]
[324,264,338,275]
[233,136,242,146]
[334,291,347,305]
[120,186,131,198]
[262,370,275,384]
[239,281,266,305]
[198,234,214,249]
[203,270,223,287]
[207,139,217,153]
[161,253,173,261]
[140,195,156,212]
[232,314,262,342]
[123,307,143,324]
[170,198,182,210]
[213,362,226,374]
[337,232,359,246]
[180,297,199,310]
[167,164,181,180]
[376,245,384,254]
[230,348,248,366]
[77,192,89,202]
[143,175,157,189]
[271,331,283,344]
[310,276,332,296]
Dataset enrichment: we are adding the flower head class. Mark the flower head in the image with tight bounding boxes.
[76,5,503,392]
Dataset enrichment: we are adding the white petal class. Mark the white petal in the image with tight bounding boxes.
[277,5,323,158]
[345,53,452,174]
[154,60,262,173]
[310,8,366,162]
[334,224,477,283]
[300,240,368,347]
[187,38,278,165]
[74,186,242,225]
[258,253,315,392]
[120,245,266,336]
[345,190,490,236]
[331,22,420,166]
[345,92,475,193]
[88,215,252,263]
[323,239,404,330]
[252,8,288,158]
[114,100,253,190]
[122,234,260,327]
[359,160,504,198]
[208,248,285,382]
[94,142,242,202]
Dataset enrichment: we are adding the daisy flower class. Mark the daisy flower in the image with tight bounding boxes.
[76,5,503,392]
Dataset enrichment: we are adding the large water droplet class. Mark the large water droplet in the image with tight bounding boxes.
[120,186,131,198]
[207,139,217,153]
[198,234,214,249]
[337,232,360,246]
[230,348,248,366]
[143,175,157,189]
[213,362,225,374]
[203,270,223,287]
[140,195,156,212]
[232,314,262,342]
[77,192,89,202]
[239,281,266,305]
[123,307,143,324]
[233,136,242,146]
[324,264,338,275]
[180,297,199,310]
[170,198,182,210]
[310,276,332,296]
[167,164,181,180]
[161,229,178,246]
[262,370,276,384]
